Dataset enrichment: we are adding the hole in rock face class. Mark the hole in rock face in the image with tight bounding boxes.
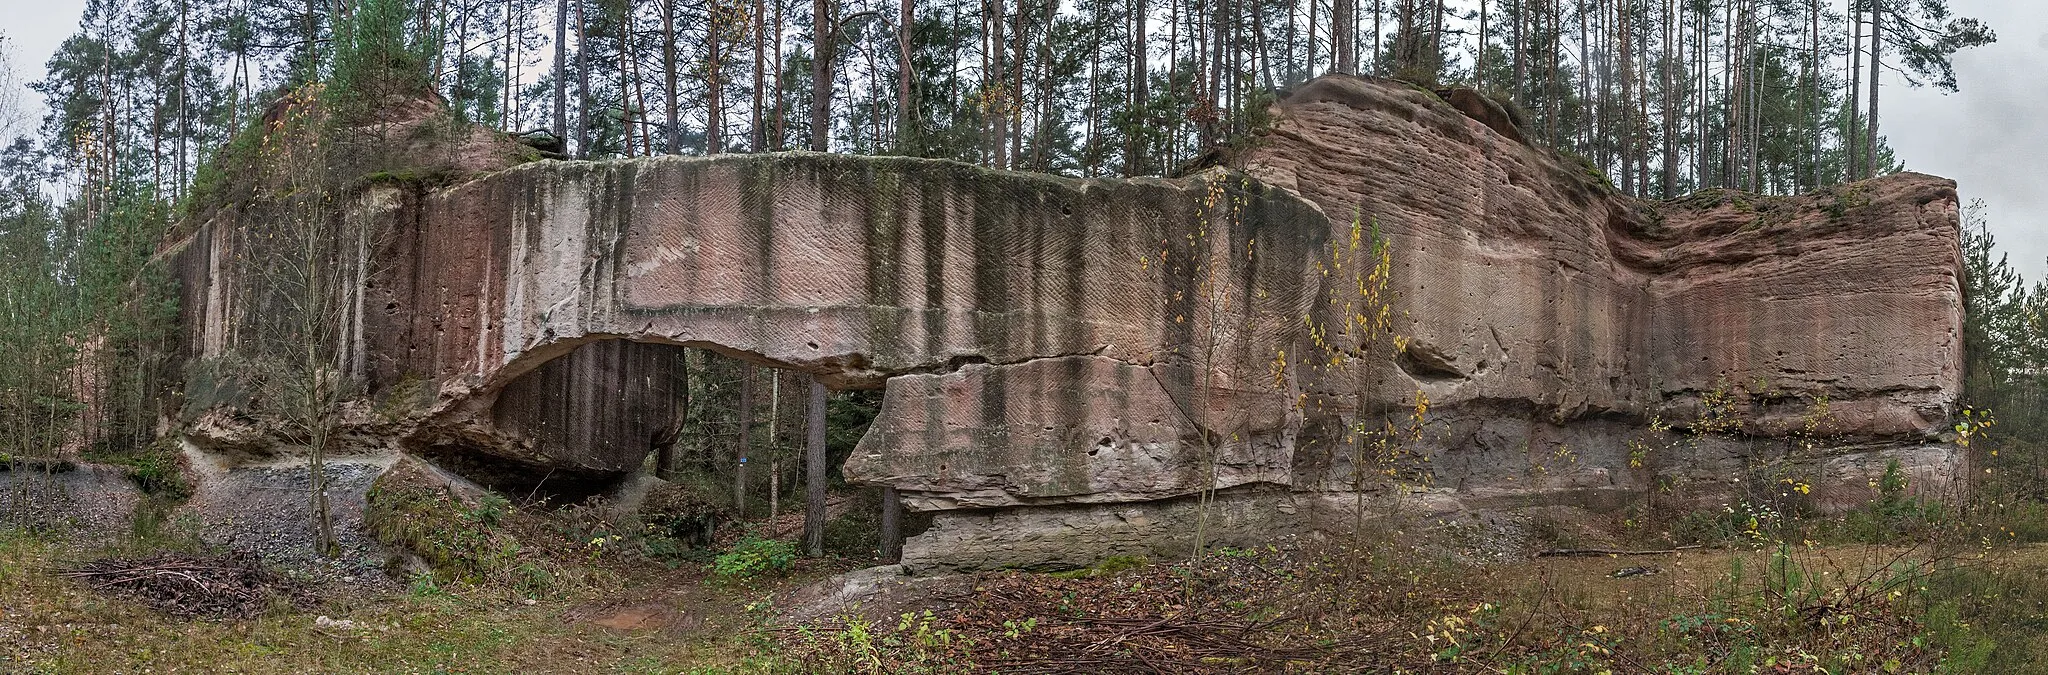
[1397,340,1469,383]
[443,338,899,555]
[411,446,627,505]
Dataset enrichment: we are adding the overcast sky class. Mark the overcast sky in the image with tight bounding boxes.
[1885,1,2048,281]
[2,0,2042,278]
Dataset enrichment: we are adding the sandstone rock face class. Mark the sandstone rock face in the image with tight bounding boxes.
[1244,76,1961,433]
[857,353,1303,511]
[166,77,1966,573]
[901,488,1305,573]
[387,156,1324,490]
[171,151,1329,491]
[1644,183,1964,439]
[1234,75,1964,520]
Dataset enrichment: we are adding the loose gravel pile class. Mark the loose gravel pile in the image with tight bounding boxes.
[0,465,140,539]
[191,460,396,587]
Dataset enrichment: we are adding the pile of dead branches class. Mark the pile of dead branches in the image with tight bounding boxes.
[59,550,301,619]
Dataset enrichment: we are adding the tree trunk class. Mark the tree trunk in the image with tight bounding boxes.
[1432,0,1446,78]
[1745,0,1758,191]
[708,4,725,154]
[774,0,787,148]
[736,365,753,517]
[305,0,321,79]
[752,0,767,150]
[575,0,591,157]
[660,351,691,479]
[879,487,902,562]
[811,0,833,152]
[1476,0,1486,88]
[1547,0,1558,145]
[1374,0,1383,73]
[1306,0,1317,74]
[1808,0,1820,189]
[1660,0,1675,197]
[1129,0,1148,175]
[1204,0,1226,147]
[622,3,646,157]
[1618,0,1633,195]
[991,0,1009,166]
[768,371,782,523]
[1009,2,1027,168]
[1865,0,1880,180]
[663,0,680,152]
[1722,0,1735,187]
[1513,0,1524,100]
[802,378,828,557]
[898,0,915,150]
[1634,3,1649,192]
[1846,0,1862,181]
[504,0,515,126]
[177,0,189,199]
[1332,0,1353,73]
[555,0,569,140]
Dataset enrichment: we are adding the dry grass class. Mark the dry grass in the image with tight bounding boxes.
[771,540,2048,673]
[0,528,815,674]
[9,518,2048,673]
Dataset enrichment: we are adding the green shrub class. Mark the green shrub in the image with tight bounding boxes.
[714,535,798,580]
[639,535,715,567]
[124,450,192,500]
[327,0,436,117]
[1836,459,1945,543]
[364,467,523,583]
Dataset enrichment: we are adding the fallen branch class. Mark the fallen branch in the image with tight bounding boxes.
[59,551,299,619]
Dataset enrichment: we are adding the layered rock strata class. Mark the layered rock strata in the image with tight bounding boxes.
[164,76,1966,572]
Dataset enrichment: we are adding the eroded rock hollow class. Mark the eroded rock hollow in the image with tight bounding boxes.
[166,75,1965,572]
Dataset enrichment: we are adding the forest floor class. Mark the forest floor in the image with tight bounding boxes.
[0,523,839,674]
[7,509,2048,673]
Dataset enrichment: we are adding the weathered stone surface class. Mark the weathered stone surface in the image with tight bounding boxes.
[899,488,1307,573]
[165,78,1968,572]
[1643,183,1965,439]
[1238,74,1964,513]
[852,356,1294,511]
[371,156,1325,487]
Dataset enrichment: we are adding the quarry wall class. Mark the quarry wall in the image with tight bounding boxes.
[165,75,1967,571]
